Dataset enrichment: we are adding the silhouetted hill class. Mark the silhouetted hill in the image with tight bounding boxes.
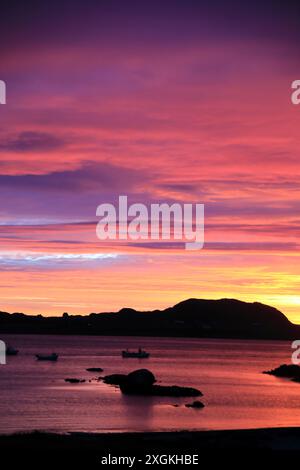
[0,298,299,339]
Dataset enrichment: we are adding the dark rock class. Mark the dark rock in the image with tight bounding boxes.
[118,369,202,397]
[126,369,156,387]
[120,369,156,394]
[64,378,85,383]
[86,368,103,372]
[103,374,127,385]
[185,400,205,409]
[263,364,300,378]
[103,369,203,397]
[148,385,202,397]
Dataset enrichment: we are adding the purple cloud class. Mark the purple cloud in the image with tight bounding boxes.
[0,131,65,152]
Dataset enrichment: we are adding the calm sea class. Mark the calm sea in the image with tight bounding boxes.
[0,334,299,434]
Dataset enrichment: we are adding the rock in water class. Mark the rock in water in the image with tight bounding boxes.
[263,364,300,378]
[118,369,202,396]
[103,374,127,385]
[64,378,86,383]
[120,369,156,394]
[150,385,202,397]
[126,369,156,387]
[185,400,205,408]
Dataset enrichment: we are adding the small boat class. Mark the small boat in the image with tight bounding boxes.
[122,348,150,359]
[36,353,58,361]
[6,346,19,356]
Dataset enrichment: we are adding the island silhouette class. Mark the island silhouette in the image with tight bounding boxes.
[0,298,298,339]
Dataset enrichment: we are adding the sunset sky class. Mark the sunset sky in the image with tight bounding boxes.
[0,1,300,321]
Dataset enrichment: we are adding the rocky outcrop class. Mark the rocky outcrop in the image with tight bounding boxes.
[103,369,202,397]
[120,369,156,393]
[144,385,202,397]
[185,400,205,408]
[263,364,300,379]
[65,378,86,383]
[103,374,127,385]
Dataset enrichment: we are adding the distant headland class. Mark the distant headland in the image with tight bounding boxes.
[0,298,299,340]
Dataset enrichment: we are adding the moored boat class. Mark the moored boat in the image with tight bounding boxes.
[36,353,58,361]
[122,348,150,359]
[6,346,19,356]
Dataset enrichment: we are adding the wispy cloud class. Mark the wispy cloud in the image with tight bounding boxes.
[0,251,119,271]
